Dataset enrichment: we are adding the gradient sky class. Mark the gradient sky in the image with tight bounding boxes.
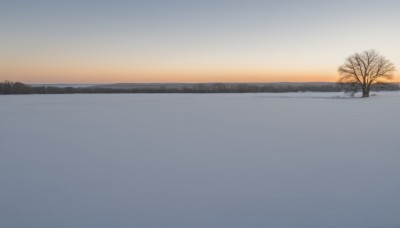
[1,0,399,83]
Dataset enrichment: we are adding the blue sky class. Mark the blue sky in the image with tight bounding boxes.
[1,0,399,83]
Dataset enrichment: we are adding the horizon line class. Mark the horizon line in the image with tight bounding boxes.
[25,81,400,85]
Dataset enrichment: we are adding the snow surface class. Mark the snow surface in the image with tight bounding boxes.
[1,92,400,228]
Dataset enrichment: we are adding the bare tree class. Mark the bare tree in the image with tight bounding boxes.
[338,50,396,97]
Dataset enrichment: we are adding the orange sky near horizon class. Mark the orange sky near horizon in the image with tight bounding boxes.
[0,64,339,84]
[2,64,399,84]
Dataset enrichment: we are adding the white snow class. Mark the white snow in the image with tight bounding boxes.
[1,92,400,228]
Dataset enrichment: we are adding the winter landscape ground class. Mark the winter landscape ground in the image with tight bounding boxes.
[1,92,400,228]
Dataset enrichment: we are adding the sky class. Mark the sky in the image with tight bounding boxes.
[1,0,399,83]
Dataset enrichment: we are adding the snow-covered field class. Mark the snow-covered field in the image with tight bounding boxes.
[1,92,400,228]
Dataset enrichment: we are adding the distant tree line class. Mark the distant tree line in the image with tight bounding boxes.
[1,80,399,95]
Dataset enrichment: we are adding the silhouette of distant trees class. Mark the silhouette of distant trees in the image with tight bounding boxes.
[338,50,396,97]
[0,81,33,94]
[1,81,399,95]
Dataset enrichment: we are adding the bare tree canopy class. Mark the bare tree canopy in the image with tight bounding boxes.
[338,50,396,97]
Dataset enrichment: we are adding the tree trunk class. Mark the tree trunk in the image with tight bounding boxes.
[362,87,370,98]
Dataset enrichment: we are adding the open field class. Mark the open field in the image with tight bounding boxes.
[1,92,400,228]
